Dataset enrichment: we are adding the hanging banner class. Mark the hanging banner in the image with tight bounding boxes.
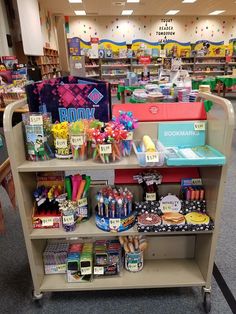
[67,37,81,56]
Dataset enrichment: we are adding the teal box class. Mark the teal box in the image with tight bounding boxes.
[158,121,206,147]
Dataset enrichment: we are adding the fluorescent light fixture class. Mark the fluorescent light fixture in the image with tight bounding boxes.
[69,0,82,3]
[127,0,140,2]
[209,10,225,15]
[74,10,86,15]
[182,0,196,3]
[122,10,133,15]
[165,10,180,15]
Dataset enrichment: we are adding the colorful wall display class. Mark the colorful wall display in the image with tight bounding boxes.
[194,40,225,57]
[67,16,236,45]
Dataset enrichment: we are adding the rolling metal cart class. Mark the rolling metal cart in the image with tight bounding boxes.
[3,92,234,313]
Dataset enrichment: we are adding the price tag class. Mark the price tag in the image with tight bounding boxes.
[30,115,43,125]
[78,198,88,207]
[162,204,172,211]
[62,215,74,224]
[146,193,156,201]
[109,218,121,231]
[128,263,138,272]
[194,122,205,131]
[57,264,66,272]
[41,217,54,227]
[99,144,112,154]
[94,266,104,275]
[81,267,92,275]
[70,136,84,146]
[56,139,67,149]
[126,132,133,141]
[145,152,159,163]
[192,178,202,185]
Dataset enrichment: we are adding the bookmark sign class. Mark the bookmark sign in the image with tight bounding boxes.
[146,152,159,163]
[30,115,43,125]
[99,144,112,154]
[158,121,206,147]
[70,136,84,146]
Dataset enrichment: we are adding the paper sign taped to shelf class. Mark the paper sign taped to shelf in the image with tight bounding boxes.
[41,217,54,227]
[30,115,43,125]
[192,178,202,185]
[194,122,205,131]
[128,263,138,272]
[109,218,121,231]
[145,152,159,163]
[146,193,156,201]
[99,144,112,154]
[81,267,92,275]
[70,135,84,146]
[162,204,172,211]
[126,132,133,141]
[62,215,74,224]
[78,198,88,207]
[56,139,67,149]
[94,266,104,275]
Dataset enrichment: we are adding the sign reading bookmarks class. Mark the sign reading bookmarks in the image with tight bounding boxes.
[159,194,181,213]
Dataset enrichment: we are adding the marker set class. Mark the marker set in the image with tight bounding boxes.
[96,186,133,218]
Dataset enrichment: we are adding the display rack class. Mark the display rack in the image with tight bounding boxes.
[35,47,62,79]
[3,93,234,312]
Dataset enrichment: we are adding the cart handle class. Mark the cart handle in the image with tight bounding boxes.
[3,98,27,135]
[197,92,235,127]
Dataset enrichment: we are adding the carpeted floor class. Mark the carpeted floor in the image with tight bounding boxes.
[0,96,235,314]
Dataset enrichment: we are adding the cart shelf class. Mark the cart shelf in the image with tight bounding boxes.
[40,259,205,292]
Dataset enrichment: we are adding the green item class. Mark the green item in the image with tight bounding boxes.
[0,135,3,148]
[65,176,72,200]
[204,100,214,112]
[117,85,145,100]
[82,176,91,198]
[216,76,236,88]
[192,78,217,91]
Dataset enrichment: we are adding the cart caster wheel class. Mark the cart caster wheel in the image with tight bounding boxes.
[203,292,211,313]
[32,291,44,307]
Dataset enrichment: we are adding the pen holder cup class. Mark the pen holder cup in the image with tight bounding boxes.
[62,213,77,232]
[92,142,123,163]
[69,133,88,161]
[54,137,72,159]
[125,251,144,272]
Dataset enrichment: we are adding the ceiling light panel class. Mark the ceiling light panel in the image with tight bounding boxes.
[74,10,86,15]
[165,10,180,15]
[209,10,225,15]
[69,0,82,3]
[182,0,196,3]
[122,10,133,15]
[127,0,140,3]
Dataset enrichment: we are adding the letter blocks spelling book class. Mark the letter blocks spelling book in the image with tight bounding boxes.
[25,76,111,123]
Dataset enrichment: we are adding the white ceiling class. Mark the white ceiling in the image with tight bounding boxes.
[39,0,236,16]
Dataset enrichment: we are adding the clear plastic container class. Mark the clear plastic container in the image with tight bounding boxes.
[125,251,143,272]
[133,140,165,167]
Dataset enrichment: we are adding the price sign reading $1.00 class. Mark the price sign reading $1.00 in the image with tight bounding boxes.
[62,215,74,225]
[194,122,205,131]
[70,136,84,146]
[81,267,92,275]
[99,144,112,154]
[109,218,121,231]
[78,198,88,207]
[30,115,43,125]
[146,152,159,163]
[126,132,133,141]
[94,266,104,275]
[56,139,67,149]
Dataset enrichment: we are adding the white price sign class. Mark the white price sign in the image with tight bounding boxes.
[41,217,54,227]
[145,152,159,163]
[192,178,202,185]
[99,144,112,154]
[81,267,92,275]
[94,266,104,275]
[126,132,133,141]
[194,122,205,131]
[62,215,74,224]
[109,218,121,231]
[30,115,43,125]
[162,204,172,212]
[56,139,67,149]
[78,198,88,207]
[128,263,138,272]
[70,136,84,146]
[146,193,156,201]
